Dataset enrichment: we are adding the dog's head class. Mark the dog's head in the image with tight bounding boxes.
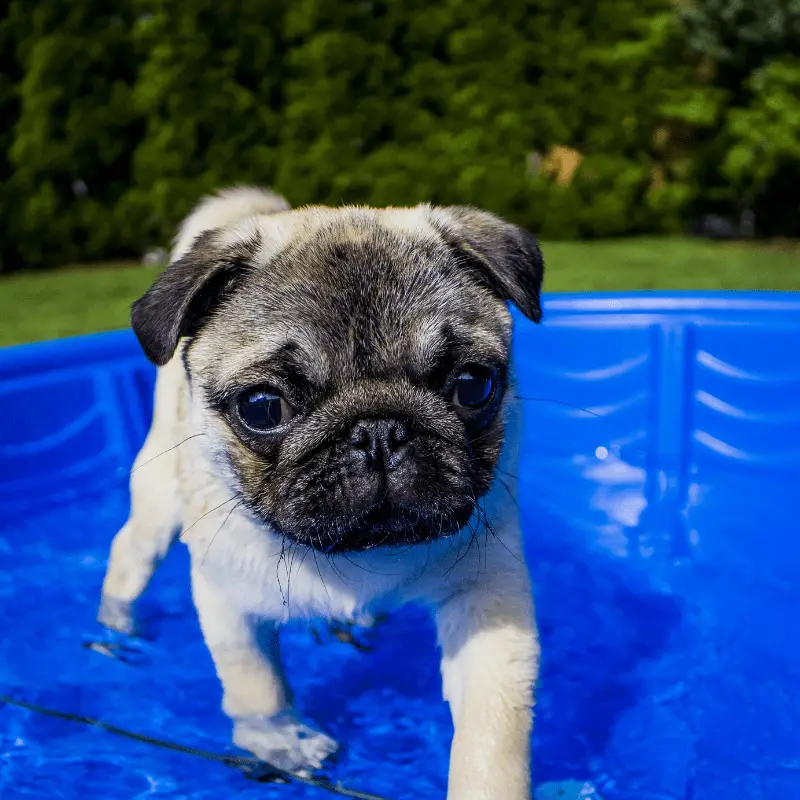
[132,191,543,553]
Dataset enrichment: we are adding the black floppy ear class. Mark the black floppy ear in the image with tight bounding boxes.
[427,205,544,323]
[131,231,250,366]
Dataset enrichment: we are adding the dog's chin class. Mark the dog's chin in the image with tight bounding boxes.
[269,501,475,554]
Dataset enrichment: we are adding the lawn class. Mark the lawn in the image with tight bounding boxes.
[0,237,798,347]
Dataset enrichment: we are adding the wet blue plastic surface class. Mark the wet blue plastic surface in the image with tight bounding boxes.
[1,292,799,799]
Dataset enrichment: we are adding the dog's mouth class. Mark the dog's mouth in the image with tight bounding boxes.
[274,500,475,554]
[328,503,429,553]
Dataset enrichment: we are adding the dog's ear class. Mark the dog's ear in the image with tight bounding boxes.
[131,231,252,366]
[426,206,544,323]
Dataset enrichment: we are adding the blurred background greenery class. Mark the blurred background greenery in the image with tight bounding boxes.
[0,0,799,345]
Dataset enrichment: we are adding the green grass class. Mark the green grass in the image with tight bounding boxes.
[0,262,158,347]
[0,237,798,347]
[542,237,800,292]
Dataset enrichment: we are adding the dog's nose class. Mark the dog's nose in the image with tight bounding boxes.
[348,419,412,472]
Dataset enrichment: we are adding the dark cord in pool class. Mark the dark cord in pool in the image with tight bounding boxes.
[0,693,393,800]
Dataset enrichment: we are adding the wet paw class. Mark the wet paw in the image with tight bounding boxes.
[82,626,150,665]
[97,594,139,636]
[87,597,149,664]
[233,712,339,776]
[311,613,388,652]
[535,781,605,800]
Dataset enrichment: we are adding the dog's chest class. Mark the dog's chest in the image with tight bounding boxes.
[181,498,405,623]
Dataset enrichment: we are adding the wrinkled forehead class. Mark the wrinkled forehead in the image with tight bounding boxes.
[193,209,512,387]
[204,203,449,270]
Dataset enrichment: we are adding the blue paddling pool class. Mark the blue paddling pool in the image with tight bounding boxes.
[1,292,799,799]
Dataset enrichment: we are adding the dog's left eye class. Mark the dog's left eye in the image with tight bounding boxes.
[236,387,295,431]
[451,366,496,408]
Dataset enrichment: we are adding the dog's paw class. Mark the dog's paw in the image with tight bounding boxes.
[88,596,149,664]
[535,781,605,800]
[97,594,139,635]
[82,626,150,665]
[311,613,389,652]
[233,713,339,776]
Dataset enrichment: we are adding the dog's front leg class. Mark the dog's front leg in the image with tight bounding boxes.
[190,564,338,773]
[436,571,538,800]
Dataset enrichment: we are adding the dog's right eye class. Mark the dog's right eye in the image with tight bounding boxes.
[236,387,295,431]
[450,365,496,409]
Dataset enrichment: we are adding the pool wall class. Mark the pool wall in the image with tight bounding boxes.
[1,292,799,799]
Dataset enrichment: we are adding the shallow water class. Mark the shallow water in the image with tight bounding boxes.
[1,466,798,799]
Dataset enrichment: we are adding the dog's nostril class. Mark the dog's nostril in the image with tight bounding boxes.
[349,424,371,451]
[348,420,381,465]
[348,419,412,468]
[388,421,410,451]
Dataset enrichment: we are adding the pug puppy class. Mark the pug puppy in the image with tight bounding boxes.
[99,186,542,800]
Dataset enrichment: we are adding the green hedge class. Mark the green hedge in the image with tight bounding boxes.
[4,1,143,270]
[1,0,799,271]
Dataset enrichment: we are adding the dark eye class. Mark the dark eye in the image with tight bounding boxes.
[236,387,294,431]
[451,366,496,408]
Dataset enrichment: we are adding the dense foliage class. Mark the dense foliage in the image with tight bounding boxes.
[1,0,798,270]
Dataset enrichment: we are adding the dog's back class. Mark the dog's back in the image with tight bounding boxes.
[172,186,290,262]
